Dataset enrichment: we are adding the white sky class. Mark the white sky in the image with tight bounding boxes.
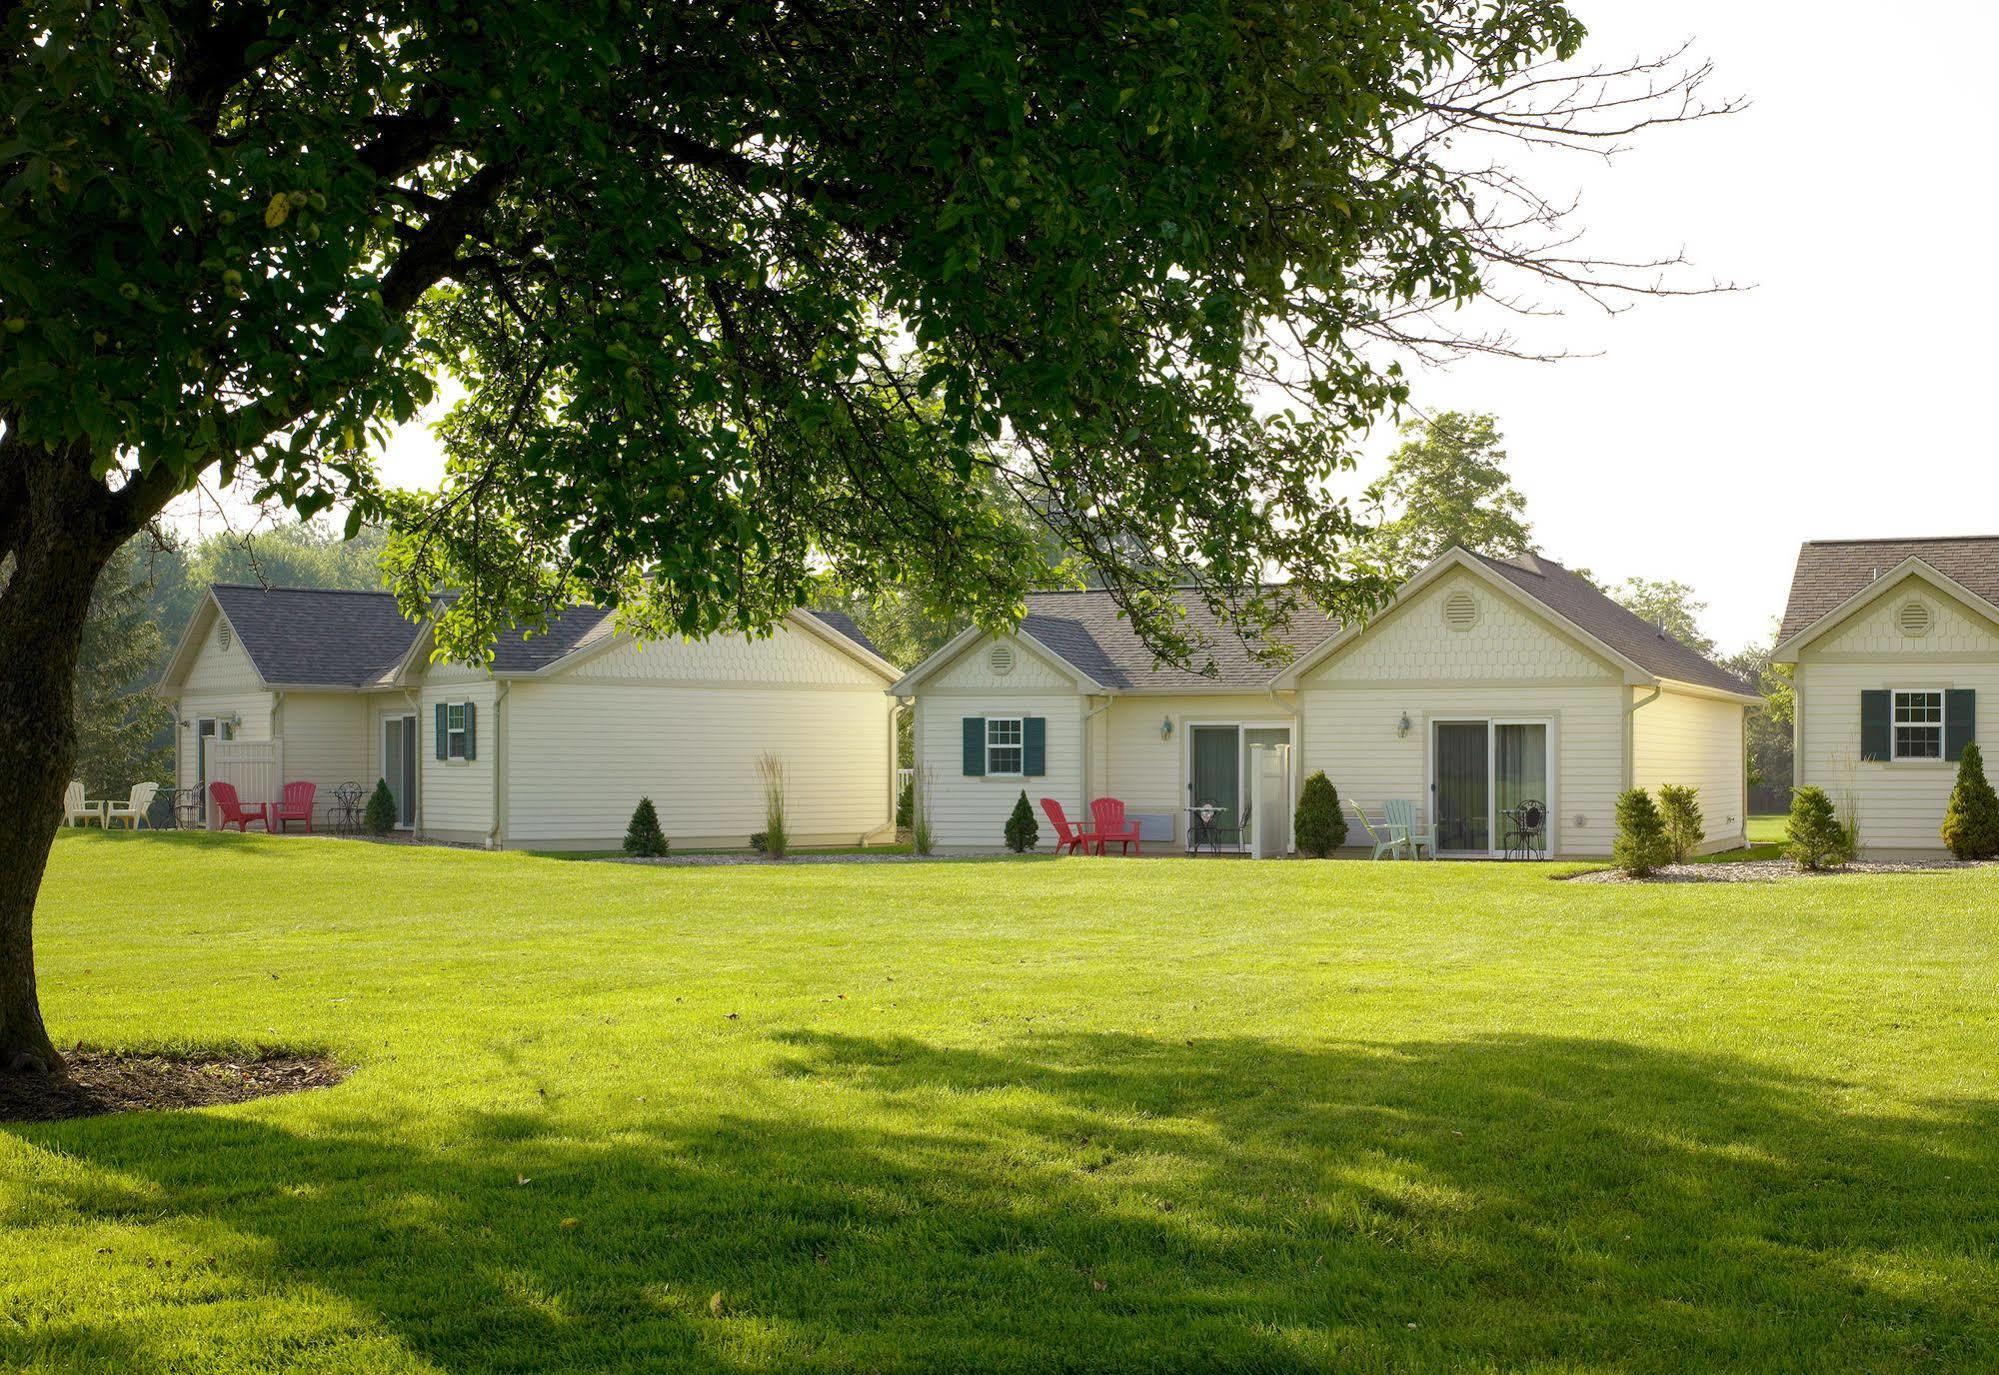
[220,0,1999,657]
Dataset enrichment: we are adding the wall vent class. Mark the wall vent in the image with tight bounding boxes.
[988,643,1016,676]
[1442,590,1479,631]
[217,620,232,652]
[1898,600,1932,637]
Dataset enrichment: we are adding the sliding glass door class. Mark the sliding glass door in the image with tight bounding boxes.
[1431,719,1554,855]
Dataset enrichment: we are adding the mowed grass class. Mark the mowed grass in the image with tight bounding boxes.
[7,833,1999,1374]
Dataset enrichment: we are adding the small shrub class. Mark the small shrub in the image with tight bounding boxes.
[363,778,397,836]
[623,797,668,858]
[749,832,768,855]
[1613,788,1672,877]
[1293,771,1347,857]
[1004,790,1039,852]
[1656,784,1704,864]
[756,752,788,859]
[896,774,914,829]
[1786,785,1852,871]
[1941,741,1999,860]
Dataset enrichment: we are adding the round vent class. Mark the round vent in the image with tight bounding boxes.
[217,620,232,652]
[988,643,1016,676]
[1898,600,1932,637]
[1442,590,1479,632]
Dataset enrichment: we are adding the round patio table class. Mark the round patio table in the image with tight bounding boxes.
[1186,804,1222,854]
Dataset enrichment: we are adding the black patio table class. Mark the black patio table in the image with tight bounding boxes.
[1186,805,1222,854]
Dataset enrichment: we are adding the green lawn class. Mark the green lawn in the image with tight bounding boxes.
[7,831,1998,1373]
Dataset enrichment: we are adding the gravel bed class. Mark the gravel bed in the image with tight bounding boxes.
[609,849,1019,867]
[1569,857,1996,884]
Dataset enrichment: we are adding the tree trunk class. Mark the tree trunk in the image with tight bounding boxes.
[0,442,122,1074]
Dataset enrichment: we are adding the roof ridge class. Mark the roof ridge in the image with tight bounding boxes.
[1801,534,1999,546]
[211,582,396,596]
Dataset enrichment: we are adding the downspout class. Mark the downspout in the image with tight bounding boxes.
[402,688,423,835]
[486,680,510,849]
[1623,682,1663,792]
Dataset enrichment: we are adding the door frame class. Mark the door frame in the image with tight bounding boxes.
[1427,716,1557,857]
[1182,718,1296,853]
[380,711,419,830]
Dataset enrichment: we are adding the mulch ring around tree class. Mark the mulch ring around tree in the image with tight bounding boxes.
[0,1047,345,1123]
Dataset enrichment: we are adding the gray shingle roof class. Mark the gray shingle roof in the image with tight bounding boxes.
[1471,554,1755,696]
[208,585,889,686]
[1019,589,1343,691]
[210,585,421,687]
[1779,536,1999,641]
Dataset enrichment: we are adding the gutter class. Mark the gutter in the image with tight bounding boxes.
[486,680,510,849]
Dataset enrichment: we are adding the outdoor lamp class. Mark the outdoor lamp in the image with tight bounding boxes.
[1161,716,1173,739]
[1398,711,1412,737]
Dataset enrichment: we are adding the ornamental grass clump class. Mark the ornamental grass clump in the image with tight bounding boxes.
[756,753,788,859]
[1613,787,1671,877]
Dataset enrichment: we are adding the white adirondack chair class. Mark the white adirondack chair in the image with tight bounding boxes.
[105,781,159,829]
[1348,799,1408,860]
[64,780,104,827]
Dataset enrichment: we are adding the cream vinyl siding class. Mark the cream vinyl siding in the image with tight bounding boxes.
[182,617,265,693]
[1093,693,1297,847]
[1631,687,1747,853]
[918,693,1085,849]
[1810,576,1999,657]
[928,634,1077,692]
[1795,659,1999,852]
[1296,573,1627,856]
[570,623,883,686]
[419,678,498,841]
[1298,684,1625,857]
[274,692,370,826]
[504,680,892,848]
[175,691,273,792]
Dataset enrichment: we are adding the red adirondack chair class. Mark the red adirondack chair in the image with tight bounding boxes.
[208,781,267,832]
[271,781,317,834]
[1089,797,1142,856]
[1040,797,1097,855]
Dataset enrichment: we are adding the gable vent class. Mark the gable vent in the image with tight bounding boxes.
[1898,599,1932,637]
[988,643,1016,676]
[1442,590,1479,632]
[217,619,232,652]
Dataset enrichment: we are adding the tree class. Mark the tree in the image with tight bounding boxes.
[1613,788,1671,877]
[1364,414,1534,580]
[363,780,397,837]
[1941,743,1999,861]
[1723,629,1794,802]
[1655,784,1704,864]
[1785,786,1851,872]
[0,4,1728,1070]
[71,543,173,795]
[623,797,669,858]
[1004,792,1039,853]
[1293,772,1348,857]
[1606,578,1718,659]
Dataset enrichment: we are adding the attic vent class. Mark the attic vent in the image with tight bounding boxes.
[217,620,232,652]
[1442,590,1479,632]
[1898,599,1932,637]
[988,643,1016,676]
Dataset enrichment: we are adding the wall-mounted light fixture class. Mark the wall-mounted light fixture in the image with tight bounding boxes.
[1161,716,1174,739]
[1397,711,1412,738]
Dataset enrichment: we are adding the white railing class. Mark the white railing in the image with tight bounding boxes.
[210,737,284,827]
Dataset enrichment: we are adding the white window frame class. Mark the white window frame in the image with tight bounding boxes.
[985,716,1024,777]
[1891,688,1945,761]
[445,702,471,761]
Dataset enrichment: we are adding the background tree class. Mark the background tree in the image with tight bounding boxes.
[71,542,174,795]
[1364,413,1535,579]
[1604,578,1718,659]
[1723,628,1794,807]
[0,1,1729,1070]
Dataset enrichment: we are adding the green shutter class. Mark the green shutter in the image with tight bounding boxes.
[1859,690,1890,762]
[463,701,477,760]
[962,717,985,776]
[435,703,448,759]
[1023,716,1046,776]
[1946,689,1975,761]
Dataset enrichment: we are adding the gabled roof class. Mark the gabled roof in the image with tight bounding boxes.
[804,609,884,661]
[1017,589,1343,692]
[1470,553,1755,696]
[167,585,895,691]
[1778,536,1999,642]
[207,584,422,687]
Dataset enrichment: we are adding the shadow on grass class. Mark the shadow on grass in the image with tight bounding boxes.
[9,1034,1997,1372]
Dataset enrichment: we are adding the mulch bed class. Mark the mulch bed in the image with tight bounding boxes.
[0,1048,345,1124]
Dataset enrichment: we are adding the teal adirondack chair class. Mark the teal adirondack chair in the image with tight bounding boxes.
[1349,799,1409,860]
[1382,799,1434,860]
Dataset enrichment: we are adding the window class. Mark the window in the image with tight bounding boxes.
[445,702,470,760]
[1893,689,1944,760]
[985,716,1023,775]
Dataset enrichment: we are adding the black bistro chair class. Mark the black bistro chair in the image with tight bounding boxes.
[1206,802,1252,854]
[1502,800,1547,860]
